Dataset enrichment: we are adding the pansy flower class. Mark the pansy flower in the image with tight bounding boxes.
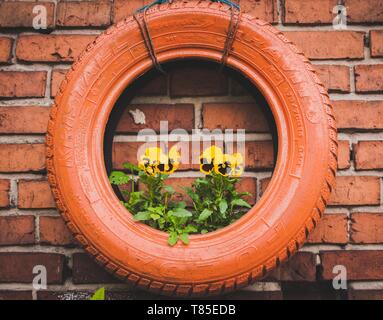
[199,146,224,175]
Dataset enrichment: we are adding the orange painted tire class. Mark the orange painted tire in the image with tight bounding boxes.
[46,1,337,297]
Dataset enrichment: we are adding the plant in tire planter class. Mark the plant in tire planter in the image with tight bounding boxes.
[109,146,252,246]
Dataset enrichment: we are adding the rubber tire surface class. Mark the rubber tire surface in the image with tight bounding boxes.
[47,0,337,297]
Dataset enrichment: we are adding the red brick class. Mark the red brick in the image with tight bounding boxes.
[57,0,111,27]
[0,291,32,300]
[351,213,383,244]
[0,216,35,246]
[0,107,50,134]
[202,103,271,133]
[136,74,168,96]
[320,251,383,281]
[0,37,13,63]
[116,104,194,133]
[0,144,45,172]
[283,0,336,24]
[0,2,55,28]
[18,180,55,209]
[286,31,364,59]
[16,35,96,62]
[0,253,65,284]
[355,65,383,93]
[348,289,383,300]
[240,0,277,23]
[51,69,68,97]
[371,31,383,58]
[39,216,75,246]
[338,140,350,170]
[244,141,275,170]
[0,71,46,98]
[0,180,10,208]
[113,0,146,23]
[333,100,383,130]
[267,252,316,282]
[72,253,118,284]
[259,177,271,198]
[346,0,383,24]
[308,214,348,244]
[170,64,228,97]
[329,176,381,206]
[354,141,383,170]
[315,65,350,93]
[236,178,257,205]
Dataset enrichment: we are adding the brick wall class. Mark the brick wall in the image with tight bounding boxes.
[0,0,382,300]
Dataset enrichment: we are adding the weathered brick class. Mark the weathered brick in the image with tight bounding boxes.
[202,103,271,133]
[0,253,65,284]
[355,65,383,93]
[320,251,383,281]
[0,37,13,63]
[0,107,50,134]
[338,140,351,170]
[39,216,75,246]
[170,64,228,97]
[354,141,383,170]
[116,104,194,133]
[113,0,146,23]
[244,141,275,170]
[0,71,46,98]
[0,180,10,208]
[371,31,383,58]
[351,213,383,244]
[333,100,383,130]
[16,35,96,62]
[0,144,45,172]
[0,2,55,28]
[57,0,111,27]
[0,216,35,246]
[286,31,364,59]
[240,0,277,23]
[315,65,350,93]
[308,214,348,244]
[346,0,383,24]
[136,74,168,96]
[348,289,383,300]
[0,291,32,300]
[18,180,55,209]
[51,69,68,97]
[329,176,381,206]
[283,0,337,24]
[72,253,118,284]
[267,252,316,282]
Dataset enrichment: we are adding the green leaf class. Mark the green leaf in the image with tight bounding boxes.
[150,213,161,220]
[122,162,140,172]
[180,233,189,245]
[201,229,209,234]
[198,209,213,222]
[219,199,228,214]
[90,287,105,300]
[163,185,175,194]
[170,208,193,218]
[134,211,150,221]
[184,225,198,233]
[168,232,178,246]
[231,199,252,208]
[109,171,131,185]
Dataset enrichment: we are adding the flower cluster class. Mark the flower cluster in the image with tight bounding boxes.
[138,146,180,176]
[138,145,244,177]
[200,146,244,177]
